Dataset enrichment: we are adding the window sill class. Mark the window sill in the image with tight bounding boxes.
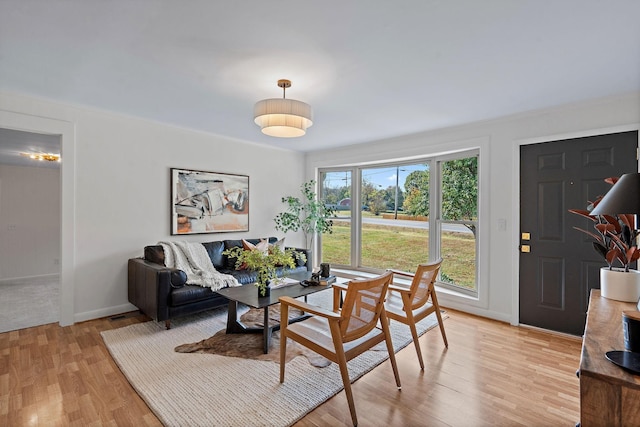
[435,284,479,302]
[333,267,478,300]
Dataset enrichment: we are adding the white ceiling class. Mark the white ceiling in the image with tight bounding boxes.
[1,0,639,155]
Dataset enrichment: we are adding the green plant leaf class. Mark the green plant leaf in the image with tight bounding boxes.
[274,180,335,249]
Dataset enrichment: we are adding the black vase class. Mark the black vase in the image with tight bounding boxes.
[259,283,271,297]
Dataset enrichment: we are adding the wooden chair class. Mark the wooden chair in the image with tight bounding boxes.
[279,271,401,427]
[386,259,448,370]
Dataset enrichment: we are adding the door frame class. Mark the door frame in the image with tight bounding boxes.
[511,124,640,328]
[0,110,76,327]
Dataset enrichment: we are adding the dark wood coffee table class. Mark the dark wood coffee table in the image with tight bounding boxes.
[215,271,332,353]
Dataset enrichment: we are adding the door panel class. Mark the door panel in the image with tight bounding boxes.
[540,256,564,308]
[520,131,638,335]
[538,180,564,240]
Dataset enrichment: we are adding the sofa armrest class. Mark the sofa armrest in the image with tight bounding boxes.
[127,258,186,322]
[287,246,312,272]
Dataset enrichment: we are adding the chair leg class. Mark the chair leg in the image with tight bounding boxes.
[381,311,402,389]
[431,292,448,348]
[436,309,448,348]
[408,319,424,370]
[330,322,358,426]
[400,292,424,370]
[280,304,289,383]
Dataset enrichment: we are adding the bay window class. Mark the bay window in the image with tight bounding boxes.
[319,150,478,295]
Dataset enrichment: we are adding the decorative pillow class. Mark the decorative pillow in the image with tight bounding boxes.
[270,237,285,252]
[242,238,269,253]
[241,239,255,251]
[234,238,270,270]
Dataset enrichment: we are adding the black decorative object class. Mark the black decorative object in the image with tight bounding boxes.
[605,350,640,375]
[259,283,271,297]
[623,310,640,352]
[320,263,331,278]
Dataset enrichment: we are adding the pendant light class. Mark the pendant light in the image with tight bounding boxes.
[253,79,313,138]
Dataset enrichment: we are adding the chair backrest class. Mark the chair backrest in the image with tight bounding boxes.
[340,271,393,342]
[409,259,443,310]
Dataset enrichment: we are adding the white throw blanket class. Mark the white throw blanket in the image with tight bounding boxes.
[159,241,240,291]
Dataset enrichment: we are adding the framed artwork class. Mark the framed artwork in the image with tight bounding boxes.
[171,168,249,235]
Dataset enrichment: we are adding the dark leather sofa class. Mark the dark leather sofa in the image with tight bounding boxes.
[128,237,311,328]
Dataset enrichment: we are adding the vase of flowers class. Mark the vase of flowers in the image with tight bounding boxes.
[223,244,306,297]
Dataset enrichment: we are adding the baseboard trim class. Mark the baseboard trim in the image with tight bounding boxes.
[438,299,512,324]
[518,322,583,340]
[0,273,59,284]
[74,303,139,324]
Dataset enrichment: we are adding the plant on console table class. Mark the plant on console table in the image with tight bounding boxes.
[274,180,335,252]
[223,245,306,297]
[570,176,640,302]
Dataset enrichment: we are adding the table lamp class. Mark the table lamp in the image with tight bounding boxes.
[590,173,640,216]
[590,173,640,352]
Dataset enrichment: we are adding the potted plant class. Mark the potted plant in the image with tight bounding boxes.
[274,180,335,251]
[223,245,306,297]
[569,177,640,301]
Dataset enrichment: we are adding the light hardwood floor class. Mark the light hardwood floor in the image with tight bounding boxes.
[0,308,582,426]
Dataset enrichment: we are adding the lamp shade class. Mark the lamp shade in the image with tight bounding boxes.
[590,173,640,215]
[253,98,313,138]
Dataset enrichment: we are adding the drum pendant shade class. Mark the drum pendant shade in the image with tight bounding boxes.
[254,80,313,138]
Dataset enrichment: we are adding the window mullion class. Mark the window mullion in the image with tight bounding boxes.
[352,168,361,268]
[430,159,439,262]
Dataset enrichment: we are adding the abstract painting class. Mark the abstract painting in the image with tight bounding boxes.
[171,168,249,234]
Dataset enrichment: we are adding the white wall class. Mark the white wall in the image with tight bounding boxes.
[3,90,638,327]
[0,92,305,324]
[306,92,640,325]
[0,164,60,279]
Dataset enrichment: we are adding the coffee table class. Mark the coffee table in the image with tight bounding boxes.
[215,271,333,353]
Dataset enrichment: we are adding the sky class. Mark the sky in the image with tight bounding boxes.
[324,164,427,190]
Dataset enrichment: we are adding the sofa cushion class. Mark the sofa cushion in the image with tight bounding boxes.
[224,269,259,285]
[144,245,166,266]
[294,247,308,267]
[201,241,226,270]
[170,285,217,306]
[224,239,246,269]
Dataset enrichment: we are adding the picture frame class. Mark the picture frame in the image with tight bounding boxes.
[170,168,249,235]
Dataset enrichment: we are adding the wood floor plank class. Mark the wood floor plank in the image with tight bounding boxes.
[0,308,581,426]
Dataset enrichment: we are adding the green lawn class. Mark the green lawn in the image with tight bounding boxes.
[322,222,476,289]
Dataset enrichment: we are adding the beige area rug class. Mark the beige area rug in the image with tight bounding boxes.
[102,291,445,427]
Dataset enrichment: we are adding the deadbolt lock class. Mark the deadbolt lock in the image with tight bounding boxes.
[522,232,530,240]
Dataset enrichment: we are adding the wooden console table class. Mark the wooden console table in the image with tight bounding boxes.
[580,289,640,426]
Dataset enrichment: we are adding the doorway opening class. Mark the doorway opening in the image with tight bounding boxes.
[0,128,61,332]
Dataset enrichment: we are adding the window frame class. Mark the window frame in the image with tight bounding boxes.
[318,148,480,297]
[434,150,479,296]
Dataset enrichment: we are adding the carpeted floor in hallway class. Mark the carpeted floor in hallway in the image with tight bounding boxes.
[0,274,59,333]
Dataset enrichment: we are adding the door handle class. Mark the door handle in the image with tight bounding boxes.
[520,245,530,253]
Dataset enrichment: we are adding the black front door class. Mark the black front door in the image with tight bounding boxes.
[519,131,638,335]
